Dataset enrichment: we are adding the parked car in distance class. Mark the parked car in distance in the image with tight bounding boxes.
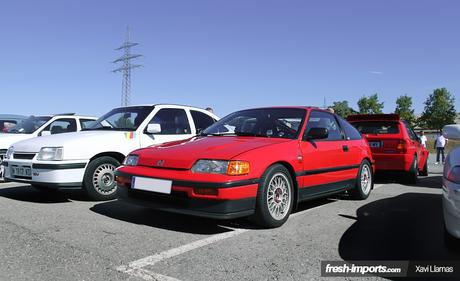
[0,114,26,133]
[115,107,374,228]
[347,114,428,183]
[442,124,460,246]
[3,104,219,200]
[0,113,96,181]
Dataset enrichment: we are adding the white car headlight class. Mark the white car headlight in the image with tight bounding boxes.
[124,155,139,166]
[5,146,14,160]
[37,147,63,161]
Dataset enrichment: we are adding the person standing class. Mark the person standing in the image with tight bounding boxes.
[419,131,427,148]
[434,130,448,164]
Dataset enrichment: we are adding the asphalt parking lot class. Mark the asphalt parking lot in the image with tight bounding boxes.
[1,155,459,281]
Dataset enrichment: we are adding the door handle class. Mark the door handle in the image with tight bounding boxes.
[342,145,349,152]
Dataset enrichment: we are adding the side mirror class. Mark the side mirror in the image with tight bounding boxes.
[40,131,51,136]
[305,127,328,141]
[146,123,161,134]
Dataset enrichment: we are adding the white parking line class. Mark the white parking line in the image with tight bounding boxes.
[117,228,249,280]
[117,184,386,280]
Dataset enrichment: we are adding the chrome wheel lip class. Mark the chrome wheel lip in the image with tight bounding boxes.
[92,163,117,195]
[267,172,291,221]
[360,164,372,195]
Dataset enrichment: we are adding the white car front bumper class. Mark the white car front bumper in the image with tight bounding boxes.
[4,158,88,188]
[443,178,460,239]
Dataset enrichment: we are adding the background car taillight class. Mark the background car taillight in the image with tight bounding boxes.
[396,140,408,153]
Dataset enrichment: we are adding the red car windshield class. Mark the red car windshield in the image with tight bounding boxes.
[201,108,306,139]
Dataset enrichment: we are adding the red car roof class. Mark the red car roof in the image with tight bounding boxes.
[347,114,400,122]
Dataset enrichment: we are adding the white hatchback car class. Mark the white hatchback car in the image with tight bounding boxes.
[3,104,218,200]
[442,124,460,245]
[0,114,96,180]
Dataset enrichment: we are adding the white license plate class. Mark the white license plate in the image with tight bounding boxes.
[132,176,172,194]
[11,166,32,177]
[369,141,381,148]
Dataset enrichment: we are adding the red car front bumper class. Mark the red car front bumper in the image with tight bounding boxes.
[114,167,259,219]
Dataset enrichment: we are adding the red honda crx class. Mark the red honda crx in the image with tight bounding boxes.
[115,107,374,228]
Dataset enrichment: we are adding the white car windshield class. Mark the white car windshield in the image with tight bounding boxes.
[201,108,306,139]
[85,106,153,131]
[7,116,51,134]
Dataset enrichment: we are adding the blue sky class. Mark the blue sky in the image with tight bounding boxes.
[1,0,459,118]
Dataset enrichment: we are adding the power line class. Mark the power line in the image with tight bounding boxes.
[112,26,143,106]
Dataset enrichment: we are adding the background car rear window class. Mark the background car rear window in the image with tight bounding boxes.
[337,117,362,140]
[150,108,191,135]
[190,110,216,133]
[351,121,400,135]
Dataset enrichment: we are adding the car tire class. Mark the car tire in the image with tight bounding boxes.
[406,156,418,184]
[420,157,428,176]
[349,159,373,200]
[82,156,120,201]
[251,164,294,228]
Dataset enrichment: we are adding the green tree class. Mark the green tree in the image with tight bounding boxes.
[357,94,384,114]
[395,94,416,126]
[331,100,357,118]
[419,88,456,130]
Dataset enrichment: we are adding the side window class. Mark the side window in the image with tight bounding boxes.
[304,111,342,141]
[149,108,191,135]
[338,117,362,140]
[80,119,95,129]
[190,110,216,133]
[44,118,77,134]
[404,122,417,141]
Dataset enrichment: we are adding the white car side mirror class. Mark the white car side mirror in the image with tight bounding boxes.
[41,131,51,136]
[146,123,161,134]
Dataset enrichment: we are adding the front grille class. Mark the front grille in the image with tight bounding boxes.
[13,153,36,160]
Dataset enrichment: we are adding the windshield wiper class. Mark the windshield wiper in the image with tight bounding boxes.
[235,132,267,137]
[82,126,115,131]
[200,132,267,137]
[199,132,238,137]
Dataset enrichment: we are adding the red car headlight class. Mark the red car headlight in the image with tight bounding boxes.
[191,159,250,176]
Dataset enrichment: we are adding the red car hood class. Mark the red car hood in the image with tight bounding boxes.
[136,136,293,169]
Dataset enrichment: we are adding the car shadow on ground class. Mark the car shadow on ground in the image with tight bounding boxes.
[338,192,460,280]
[90,200,240,235]
[374,173,442,189]
[0,185,89,203]
[90,197,337,234]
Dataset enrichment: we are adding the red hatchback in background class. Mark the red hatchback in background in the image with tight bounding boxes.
[347,114,428,183]
[115,107,374,228]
